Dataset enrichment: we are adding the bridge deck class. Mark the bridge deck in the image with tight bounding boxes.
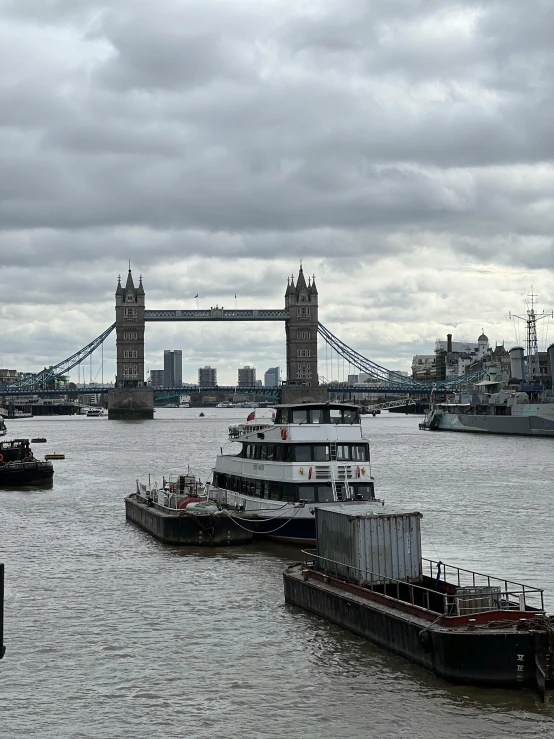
[144,309,289,321]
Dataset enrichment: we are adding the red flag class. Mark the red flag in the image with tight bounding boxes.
[246,411,255,421]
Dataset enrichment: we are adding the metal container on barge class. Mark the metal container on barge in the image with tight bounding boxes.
[316,504,422,586]
[284,505,554,697]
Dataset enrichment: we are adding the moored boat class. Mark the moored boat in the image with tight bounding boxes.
[0,438,54,486]
[284,504,554,697]
[211,402,379,545]
[126,471,255,545]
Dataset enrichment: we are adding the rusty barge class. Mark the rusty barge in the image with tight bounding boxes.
[284,505,554,697]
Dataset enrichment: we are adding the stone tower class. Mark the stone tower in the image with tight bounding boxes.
[115,269,146,387]
[285,265,319,387]
[108,267,153,419]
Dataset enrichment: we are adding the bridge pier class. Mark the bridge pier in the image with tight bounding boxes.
[108,387,154,420]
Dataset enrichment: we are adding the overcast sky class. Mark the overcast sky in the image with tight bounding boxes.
[1,0,554,385]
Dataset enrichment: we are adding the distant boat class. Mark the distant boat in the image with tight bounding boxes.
[86,408,104,417]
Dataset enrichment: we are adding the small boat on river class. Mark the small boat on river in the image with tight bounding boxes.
[126,471,255,546]
[0,438,54,486]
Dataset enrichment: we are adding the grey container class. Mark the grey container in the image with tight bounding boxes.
[315,503,423,586]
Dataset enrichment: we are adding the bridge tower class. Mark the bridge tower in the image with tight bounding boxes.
[284,265,327,403]
[108,268,153,419]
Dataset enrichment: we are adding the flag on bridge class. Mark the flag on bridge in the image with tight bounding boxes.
[246,411,255,421]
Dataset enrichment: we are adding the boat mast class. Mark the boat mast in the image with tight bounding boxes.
[510,290,553,382]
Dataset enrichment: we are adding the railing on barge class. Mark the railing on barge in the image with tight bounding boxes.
[302,551,545,616]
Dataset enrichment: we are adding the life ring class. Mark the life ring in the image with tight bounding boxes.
[356,466,361,478]
[0,453,3,461]
[281,427,287,440]
[28,451,33,458]
[308,466,313,480]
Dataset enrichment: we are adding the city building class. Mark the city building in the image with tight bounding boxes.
[238,366,256,387]
[411,356,436,382]
[264,367,281,387]
[0,369,20,385]
[198,366,217,387]
[150,370,165,388]
[164,350,182,388]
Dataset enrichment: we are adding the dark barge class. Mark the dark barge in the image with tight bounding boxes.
[284,506,554,697]
[126,474,255,546]
[0,439,54,486]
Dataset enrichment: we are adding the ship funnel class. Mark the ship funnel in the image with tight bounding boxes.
[548,344,554,385]
[447,333,452,353]
[509,347,525,381]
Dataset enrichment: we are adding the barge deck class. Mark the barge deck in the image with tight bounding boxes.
[284,556,554,696]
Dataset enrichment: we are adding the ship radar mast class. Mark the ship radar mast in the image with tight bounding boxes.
[509,289,553,382]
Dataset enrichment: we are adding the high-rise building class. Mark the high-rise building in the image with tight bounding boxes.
[198,366,217,387]
[264,367,281,387]
[150,369,165,388]
[238,366,256,387]
[164,350,182,388]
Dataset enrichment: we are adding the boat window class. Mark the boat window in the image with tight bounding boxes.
[281,484,297,502]
[293,446,311,462]
[317,486,334,502]
[330,409,342,424]
[268,481,282,500]
[254,480,262,497]
[310,409,324,424]
[279,409,289,423]
[292,409,308,424]
[354,485,372,500]
[274,445,284,462]
[265,444,274,461]
[313,445,330,462]
[343,409,358,424]
[254,445,262,460]
[351,445,368,462]
[299,486,315,502]
[337,445,349,461]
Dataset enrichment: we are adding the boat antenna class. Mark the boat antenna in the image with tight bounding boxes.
[509,288,553,382]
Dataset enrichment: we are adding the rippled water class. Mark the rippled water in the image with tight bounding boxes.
[1,409,554,738]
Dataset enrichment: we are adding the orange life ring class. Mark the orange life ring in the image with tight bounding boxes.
[356,466,361,478]
[281,427,287,440]
[308,466,313,480]
[28,451,33,458]
[0,453,3,461]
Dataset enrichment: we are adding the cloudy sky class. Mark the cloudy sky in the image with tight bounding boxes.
[1,0,554,385]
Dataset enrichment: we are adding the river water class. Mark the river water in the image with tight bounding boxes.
[1,409,554,738]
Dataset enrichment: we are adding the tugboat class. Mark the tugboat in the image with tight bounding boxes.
[0,439,54,486]
[284,504,554,698]
[126,471,256,546]
[212,402,379,544]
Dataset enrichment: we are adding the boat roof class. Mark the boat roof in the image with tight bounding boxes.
[317,502,422,518]
[274,402,360,410]
[475,380,503,386]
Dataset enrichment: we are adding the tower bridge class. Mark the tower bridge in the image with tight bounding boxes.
[0,264,483,416]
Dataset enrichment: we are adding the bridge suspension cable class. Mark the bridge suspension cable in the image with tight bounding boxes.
[317,323,485,389]
[2,323,116,390]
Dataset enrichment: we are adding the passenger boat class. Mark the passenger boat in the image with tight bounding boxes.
[211,402,378,544]
[0,439,54,486]
[86,408,104,417]
[126,471,255,545]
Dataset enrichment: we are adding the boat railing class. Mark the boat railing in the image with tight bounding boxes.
[302,550,545,615]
